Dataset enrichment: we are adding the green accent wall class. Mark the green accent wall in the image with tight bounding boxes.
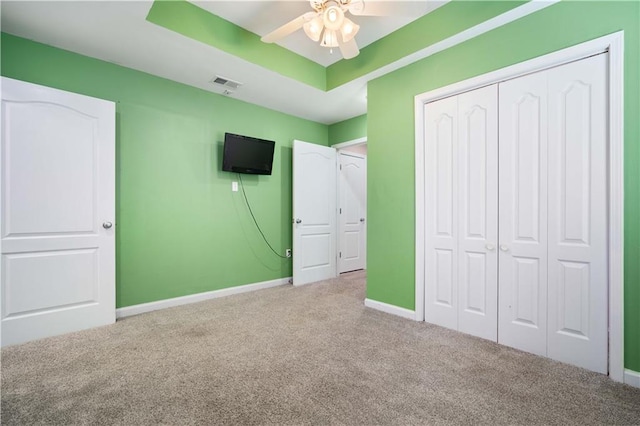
[326,1,527,90]
[329,114,367,145]
[146,0,326,90]
[366,1,640,369]
[147,0,527,93]
[0,33,329,308]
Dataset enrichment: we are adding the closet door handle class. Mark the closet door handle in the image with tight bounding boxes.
[485,243,495,251]
[500,245,509,252]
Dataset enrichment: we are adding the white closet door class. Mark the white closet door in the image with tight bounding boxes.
[424,95,458,330]
[498,71,549,356]
[547,54,608,373]
[457,85,498,341]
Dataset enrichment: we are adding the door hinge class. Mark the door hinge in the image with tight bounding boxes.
[339,208,342,214]
[339,252,342,258]
[340,164,342,170]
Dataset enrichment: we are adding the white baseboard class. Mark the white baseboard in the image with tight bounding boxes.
[624,369,640,388]
[116,277,291,319]
[364,298,417,321]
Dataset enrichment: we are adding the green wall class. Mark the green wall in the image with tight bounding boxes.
[366,1,640,369]
[146,0,326,90]
[0,34,329,308]
[329,114,367,145]
[327,0,526,89]
[147,0,525,92]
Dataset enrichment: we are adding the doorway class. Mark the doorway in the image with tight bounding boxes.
[292,138,367,286]
[337,152,366,274]
[334,138,367,274]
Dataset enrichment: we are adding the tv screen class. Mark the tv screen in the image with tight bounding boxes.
[222,133,275,175]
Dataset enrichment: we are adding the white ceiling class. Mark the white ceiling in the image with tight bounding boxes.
[192,1,444,66]
[0,1,447,124]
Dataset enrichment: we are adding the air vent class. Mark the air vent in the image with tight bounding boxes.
[210,75,242,90]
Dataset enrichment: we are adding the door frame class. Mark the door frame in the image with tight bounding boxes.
[414,32,624,381]
[333,137,367,151]
[334,137,367,276]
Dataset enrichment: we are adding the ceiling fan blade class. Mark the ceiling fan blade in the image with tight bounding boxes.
[261,12,317,43]
[338,36,360,59]
[348,0,414,16]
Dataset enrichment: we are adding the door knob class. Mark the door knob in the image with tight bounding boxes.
[500,245,509,252]
[360,218,365,223]
[485,243,495,251]
[295,219,302,224]
[102,222,113,229]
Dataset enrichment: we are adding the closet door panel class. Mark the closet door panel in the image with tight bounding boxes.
[457,85,498,341]
[424,96,459,330]
[547,54,608,373]
[498,72,548,356]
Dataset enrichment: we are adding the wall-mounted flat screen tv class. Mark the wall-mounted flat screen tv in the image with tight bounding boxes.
[222,133,275,175]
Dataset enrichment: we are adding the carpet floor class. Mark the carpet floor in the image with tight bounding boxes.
[2,271,639,425]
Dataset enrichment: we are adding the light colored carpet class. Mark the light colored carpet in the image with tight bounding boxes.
[2,271,639,425]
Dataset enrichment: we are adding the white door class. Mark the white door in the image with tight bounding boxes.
[1,77,116,347]
[292,140,337,286]
[424,95,459,331]
[456,85,498,341]
[424,86,498,340]
[338,152,366,273]
[546,54,608,373]
[498,70,549,357]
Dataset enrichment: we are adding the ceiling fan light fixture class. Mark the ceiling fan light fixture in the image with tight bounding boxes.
[320,29,339,48]
[303,16,324,42]
[323,4,344,31]
[340,17,360,42]
[263,0,362,59]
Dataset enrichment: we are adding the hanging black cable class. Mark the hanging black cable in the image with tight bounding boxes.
[237,173,288,259]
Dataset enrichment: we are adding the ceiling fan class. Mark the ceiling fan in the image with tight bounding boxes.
[261,0,398,60]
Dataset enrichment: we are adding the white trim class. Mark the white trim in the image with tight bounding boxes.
[333,137,367,149]
[624,370,640,389]
[606,33,625,384]
[116,277,291,319]
[364,298,417,321]
[414,31,625,381]
[414,94,426,323]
